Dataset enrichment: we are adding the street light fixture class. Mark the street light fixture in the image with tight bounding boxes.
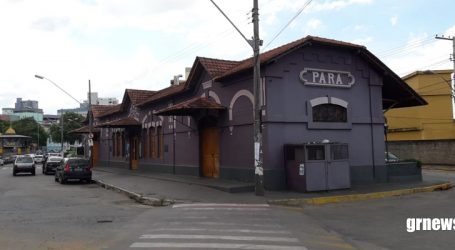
[34,75,93,164]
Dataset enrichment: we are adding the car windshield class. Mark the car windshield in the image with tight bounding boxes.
[48,157,63,162]
[16,157,33,163]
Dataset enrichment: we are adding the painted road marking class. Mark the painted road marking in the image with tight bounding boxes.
[148,228,291,234]
[162,221,283,228]
[130,242,307,250]
[180,207,269,211]
[172,203,269,208]
[139,234,299,242]
[129,203,307,250]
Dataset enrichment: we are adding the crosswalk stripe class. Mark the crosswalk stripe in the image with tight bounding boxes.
[163,221,283,228]
[172,203,269,208]
[148,228,292,234]
[180,207,269,211]
[130,242,307,250]
[139,234,299,242]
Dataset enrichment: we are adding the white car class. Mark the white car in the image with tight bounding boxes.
[34,154,44,164]
[13,155,36,176]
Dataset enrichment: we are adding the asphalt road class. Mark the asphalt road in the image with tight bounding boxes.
[0,163,148,250]
[303,170,455,250]
[0,163,358,250]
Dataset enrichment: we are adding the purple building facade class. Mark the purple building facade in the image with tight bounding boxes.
[91,36,425,190]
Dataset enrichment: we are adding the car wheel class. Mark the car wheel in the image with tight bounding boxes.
[31,170,35,176]
[54,175,58,182]
[59,175,66,184]
[13,170,16,176]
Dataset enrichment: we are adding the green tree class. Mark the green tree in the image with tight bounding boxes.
[10,118,49,147]
[49,112,85,145]
[0,120,9,133]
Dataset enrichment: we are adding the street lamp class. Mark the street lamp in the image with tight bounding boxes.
[35,75,93,164]
[37,122,40,151]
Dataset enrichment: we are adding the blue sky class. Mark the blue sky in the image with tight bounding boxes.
[0,0,454,114]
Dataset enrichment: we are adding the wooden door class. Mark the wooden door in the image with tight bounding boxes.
[201,127,220,178]
[130,137,138,170]
[93,141,99,167]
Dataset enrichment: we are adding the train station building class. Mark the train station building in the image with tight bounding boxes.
[89,36,425,191]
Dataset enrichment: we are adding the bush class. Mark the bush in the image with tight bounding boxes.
[401,159,422,168]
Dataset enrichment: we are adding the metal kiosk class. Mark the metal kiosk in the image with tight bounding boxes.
[284,142,350,192]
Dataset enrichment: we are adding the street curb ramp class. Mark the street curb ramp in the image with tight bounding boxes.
[268,182,453,206]
[94,179,175,207]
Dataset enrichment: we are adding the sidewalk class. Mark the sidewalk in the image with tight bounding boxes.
[92,166,453,206]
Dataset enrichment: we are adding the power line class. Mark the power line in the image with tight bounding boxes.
[263,0,312,50]
[377,37,435,58]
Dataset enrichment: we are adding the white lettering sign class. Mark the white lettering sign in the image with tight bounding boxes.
[300,68,355,88]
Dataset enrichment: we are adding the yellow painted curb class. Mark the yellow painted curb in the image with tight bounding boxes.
[268,182,453,206]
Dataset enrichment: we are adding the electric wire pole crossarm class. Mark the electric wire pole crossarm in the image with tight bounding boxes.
[435,35,455,84]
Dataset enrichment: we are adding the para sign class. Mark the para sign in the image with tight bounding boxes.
[299,68,355,88]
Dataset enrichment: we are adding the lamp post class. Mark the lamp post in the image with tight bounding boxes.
[60,111,64,154]
[35,75,92,161]
[37,122,40,152]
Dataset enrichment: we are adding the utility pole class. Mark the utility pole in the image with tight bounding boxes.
[37,122,40,151]
[252,0,264,196]
[88,80,93,167]
[210,0,264,195]
[61,112,64,153]
[436,35,455,82]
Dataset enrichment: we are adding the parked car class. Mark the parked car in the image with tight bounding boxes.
[13,155,35,176]
[43,156,63,175]
[0,156,4,166]
[3,154,15,164]
[385,152,400,163]
[55,158,92,184]
[34,154,44,164]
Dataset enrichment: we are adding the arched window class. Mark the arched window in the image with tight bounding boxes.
[312,104,347,123]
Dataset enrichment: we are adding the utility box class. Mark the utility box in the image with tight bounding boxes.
[284,143,350,192]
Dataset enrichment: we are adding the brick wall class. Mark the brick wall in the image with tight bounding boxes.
[387,140,455,165]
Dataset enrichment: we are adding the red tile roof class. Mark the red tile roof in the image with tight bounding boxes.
[137,84,186,107]
[97,104,122,118]
[125,89,157,106]
[91,105,116,118]
[217,36,364,80]
[154,97,226,116]
[95,117,141,128]
[198,57,240,78]
[135,35,425,109]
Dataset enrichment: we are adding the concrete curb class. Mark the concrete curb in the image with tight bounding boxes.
[93,179,175,207]
[268,182,453,206]
[423,166,455,172]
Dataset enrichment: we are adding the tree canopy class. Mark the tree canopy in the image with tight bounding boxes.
[49,112,85,145]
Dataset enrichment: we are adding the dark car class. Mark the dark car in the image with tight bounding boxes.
[13,155,36,176]
[55,158,92,184]
[43,156,63,175]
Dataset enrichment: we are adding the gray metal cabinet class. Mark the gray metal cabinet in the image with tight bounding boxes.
[284,143,350,192]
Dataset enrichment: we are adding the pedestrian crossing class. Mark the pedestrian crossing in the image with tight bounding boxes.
[128,203,308,249]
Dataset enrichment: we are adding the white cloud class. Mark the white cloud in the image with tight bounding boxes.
[390,15,398,26]
[308,0,373,12]
[350,36,373,45]
[354,25,365,31]
[306,18,323,30]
